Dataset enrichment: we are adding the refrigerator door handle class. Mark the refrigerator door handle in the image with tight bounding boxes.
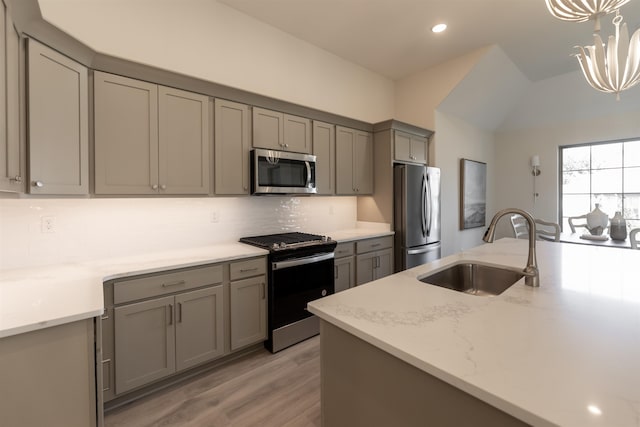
[426,172,432,237]
[421,174,427,237]
[407,243,441,255]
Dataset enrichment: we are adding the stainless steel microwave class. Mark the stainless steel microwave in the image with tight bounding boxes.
[251,149,317,195]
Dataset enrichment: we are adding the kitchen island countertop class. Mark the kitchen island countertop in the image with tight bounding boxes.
[308,238,640,427]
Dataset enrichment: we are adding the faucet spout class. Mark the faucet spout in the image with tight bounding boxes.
[483,208,540,287]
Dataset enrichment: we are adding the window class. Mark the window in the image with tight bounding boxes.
[560,139,640,232]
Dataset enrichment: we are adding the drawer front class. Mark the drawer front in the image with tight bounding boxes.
[356,236,393,254]
[334,242,355,258]
[230,257,267,281]
[114,264,223,304]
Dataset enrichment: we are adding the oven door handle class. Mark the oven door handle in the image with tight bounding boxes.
[272,252,335,270]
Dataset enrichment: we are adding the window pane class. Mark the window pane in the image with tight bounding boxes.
[563,146,590,171]
[591,168,622,193]
[623,194,640,220]
[624,167,640,192]
[592,143,622,169]
[562,170,589,193]
[563,194,591,216]
[624,140,640,167]
[593,194,621,217]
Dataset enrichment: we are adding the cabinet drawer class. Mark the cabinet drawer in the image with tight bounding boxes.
[334,242,355,258]
[356,236,393,254]
[114,264,223,304]
[230,257,267,281]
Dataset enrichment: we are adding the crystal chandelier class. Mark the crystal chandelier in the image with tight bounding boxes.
[545,0,640,98]
[574,13,640,99]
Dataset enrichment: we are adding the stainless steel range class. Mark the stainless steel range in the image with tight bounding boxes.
[239,232,337,352]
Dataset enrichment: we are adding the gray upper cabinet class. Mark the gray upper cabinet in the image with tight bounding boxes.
[27,39,89,195]
[313,120,335,195]
[394,130,427,164]
[214,98,251,195]
[0,3,24,193]
[94,71,210,195]
[336,126,373,195]
[253,107,312,154]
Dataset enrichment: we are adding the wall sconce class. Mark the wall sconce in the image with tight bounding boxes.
[531,155,541,176]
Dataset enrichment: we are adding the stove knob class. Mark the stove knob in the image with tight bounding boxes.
[322,235,329,242]
[321,289,328,297]
[272,243,280,250]
[279,242,287,249]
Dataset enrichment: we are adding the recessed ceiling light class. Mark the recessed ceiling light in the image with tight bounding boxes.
[587,405,602,416]
[432,23,447,33]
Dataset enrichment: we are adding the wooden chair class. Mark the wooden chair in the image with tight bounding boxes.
[630,228,640,250]
[568,214,589,233]
[534,219,560,242]
[510,215,529,239]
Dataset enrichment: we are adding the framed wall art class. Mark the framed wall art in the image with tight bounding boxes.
[460,158,487,230]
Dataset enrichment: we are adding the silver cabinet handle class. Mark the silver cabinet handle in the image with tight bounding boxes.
[10,176,22,183]
[168,304,173,325]
[160,184,166,190]
[334,265,338,279]
[32,181,44,188]
[240,267,258,273]
[261,282,266,299]
[162,280,186,288]
[151,184,159,190]
[177,302,182,323]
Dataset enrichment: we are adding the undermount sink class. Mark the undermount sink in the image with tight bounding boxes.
[418,262,524,296]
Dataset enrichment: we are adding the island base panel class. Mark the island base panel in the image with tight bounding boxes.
[319,321,528,427]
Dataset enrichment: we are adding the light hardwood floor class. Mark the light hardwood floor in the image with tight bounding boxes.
[104,336,321,427]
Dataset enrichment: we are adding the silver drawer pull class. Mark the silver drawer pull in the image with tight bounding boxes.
[240,267,258,273]
[370,243,381,247]
[162,280,186,288]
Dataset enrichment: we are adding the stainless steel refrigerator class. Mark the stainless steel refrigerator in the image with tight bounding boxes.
[394,164,441,271]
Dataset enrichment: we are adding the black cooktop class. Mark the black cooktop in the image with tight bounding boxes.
[240,232,330,250]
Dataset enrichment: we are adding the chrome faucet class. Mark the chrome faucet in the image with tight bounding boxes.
[483,208,540,287]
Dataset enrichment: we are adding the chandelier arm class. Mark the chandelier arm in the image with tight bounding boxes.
[621,28,640,89]
[592,34,611,88]
[575,47,612,92]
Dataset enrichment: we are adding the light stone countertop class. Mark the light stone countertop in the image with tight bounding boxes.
[308,238,640,427]
[0,227,390,339]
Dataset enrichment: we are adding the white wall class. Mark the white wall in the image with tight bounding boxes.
[0,197,357,270]
[433,112,495,256]
[37,0,394,124]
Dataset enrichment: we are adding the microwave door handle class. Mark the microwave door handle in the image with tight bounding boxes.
[305,161,312,187]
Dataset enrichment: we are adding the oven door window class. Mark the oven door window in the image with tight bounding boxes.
[257,156,315,188]
[271,257,334,329]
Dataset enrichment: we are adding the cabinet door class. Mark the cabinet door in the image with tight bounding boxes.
[114,296,175,394]
[335,256,355,293]
[175,286,224,371]
[252,107,283,150]
[94,71,158,194]
[0,7,23,192]
[374,248,394,280]
[313,120,335,195]
[27,39,89,195]
[335,126,355,195]
[410,135,427,164]
[158,86,210,194]
[356,252,376,286]
[393,131,412,163]
[353,130,373,194]
[283,113,312,153]
[214,99,251,194]
[230,276,267,351]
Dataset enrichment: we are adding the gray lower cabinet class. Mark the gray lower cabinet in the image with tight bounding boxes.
[355,236,393,286]
[253,106,312,154]
[0,319,97,427]
[114,285,224,395]
[94,71,210,195]
[230,275,267,351]
[313,120,335,195]
[0,2,24,193]
[214,98,251,194]
[334,242,355,293]
[336,126,373,195]
[27,38,89,195]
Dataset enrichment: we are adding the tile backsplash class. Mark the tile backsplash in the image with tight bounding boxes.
[0,196,357,270]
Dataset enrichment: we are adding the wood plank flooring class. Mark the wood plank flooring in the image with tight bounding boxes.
[104,336,321,427]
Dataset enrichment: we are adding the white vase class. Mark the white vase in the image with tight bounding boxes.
[609,211,627,241]
[586,204,608,235]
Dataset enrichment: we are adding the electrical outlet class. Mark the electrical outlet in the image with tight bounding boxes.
[210,210,220,223]
[41,216,56,233]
